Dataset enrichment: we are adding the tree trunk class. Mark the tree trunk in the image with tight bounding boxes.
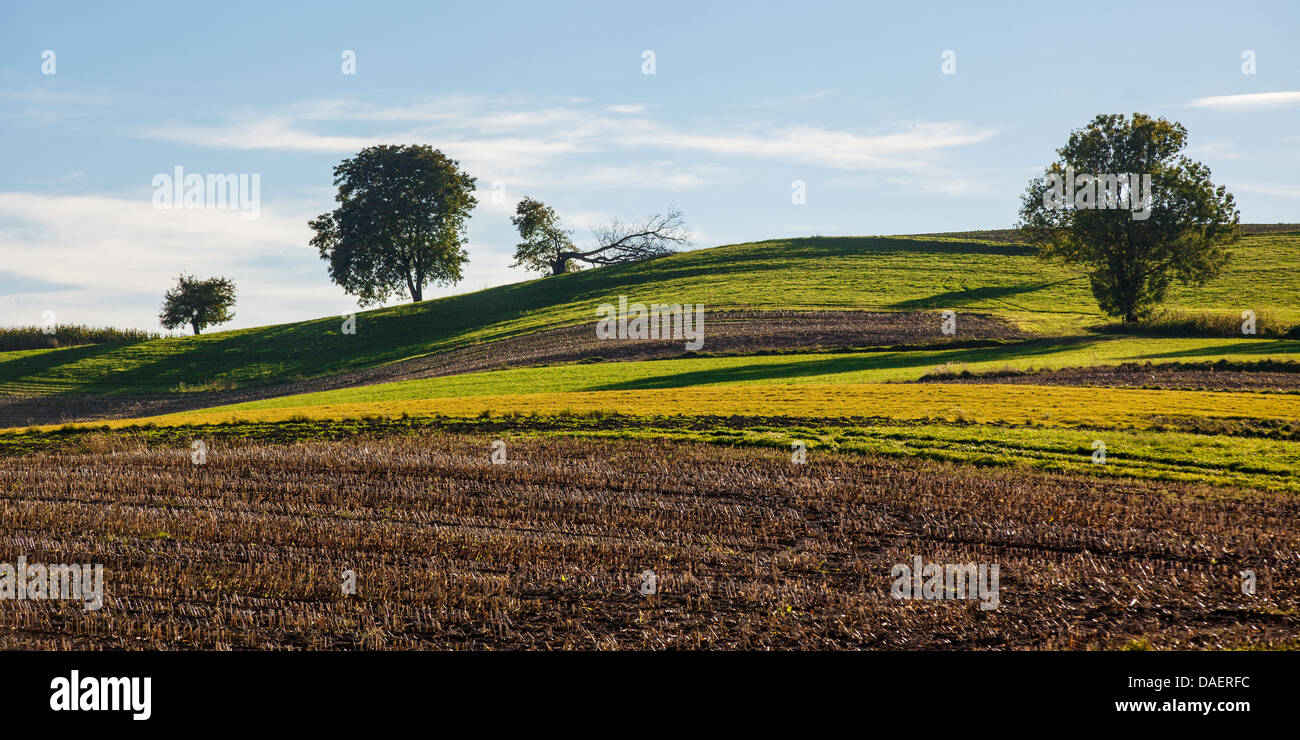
[550,258,569,276]
[191,321,201,335]
[1121,288,1140,324]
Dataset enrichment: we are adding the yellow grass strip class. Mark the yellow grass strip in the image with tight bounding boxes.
[51,383,1300,431]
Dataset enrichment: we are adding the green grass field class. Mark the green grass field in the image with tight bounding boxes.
[6,230,1299,494]
[75,382,1300,454]
[3,232,1298,396]
[151,335,1298,413]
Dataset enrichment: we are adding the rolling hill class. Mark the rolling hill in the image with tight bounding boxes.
[3,231,1299,399]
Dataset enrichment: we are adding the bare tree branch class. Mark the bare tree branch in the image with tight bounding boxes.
[569,206,691,266]
[513,199,691,275]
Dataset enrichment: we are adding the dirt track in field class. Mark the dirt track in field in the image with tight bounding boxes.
[1,435,1295,650]
[917,361,1300,393]
[1,310,1024,427]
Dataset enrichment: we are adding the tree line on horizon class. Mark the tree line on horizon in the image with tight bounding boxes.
[158,113,1239,335]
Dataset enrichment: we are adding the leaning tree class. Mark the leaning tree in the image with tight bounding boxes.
[1018,113,1238,323]
[511,197,690,276]
[310,144,477,305]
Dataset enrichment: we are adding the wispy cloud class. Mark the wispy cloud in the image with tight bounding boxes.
[145,118,380,153]
[7,92,1006,328]
[138,95,997,182]
[1187,91,1300,111]
[619,122,996,173]
[0,87,113,124]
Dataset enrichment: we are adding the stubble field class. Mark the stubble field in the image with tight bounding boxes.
[2,434,1295,650]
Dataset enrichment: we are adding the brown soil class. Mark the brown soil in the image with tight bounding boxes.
[1,435,1294,650]
[918,361,1300,393]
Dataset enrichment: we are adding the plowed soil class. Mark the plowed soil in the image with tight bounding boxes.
[1,435,1294,650]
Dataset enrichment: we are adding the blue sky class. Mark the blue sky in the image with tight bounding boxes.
[1,0,1297,330]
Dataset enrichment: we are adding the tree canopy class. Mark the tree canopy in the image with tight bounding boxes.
[510,197,580,275]
[1018,113,1239,323]
[310,145,477,305]
[158,274,237,335]
[511,198,690,276]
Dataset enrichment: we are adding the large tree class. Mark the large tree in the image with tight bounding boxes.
[511,198,690,276]
[310,145,477,305]
[1018,113,1238,323]
[159,274,237,335]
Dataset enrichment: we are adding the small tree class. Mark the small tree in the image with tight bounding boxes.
[510,197,580,275]
[159,274,237,335]
[310,144,477,305]
[511,198,690,276]
[1018,113,1239,323]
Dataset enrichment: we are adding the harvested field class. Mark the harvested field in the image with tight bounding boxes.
[1,435,1294,650]
[918,360,1300,393]
[0,310,1022,428]
[397,309,1025,375]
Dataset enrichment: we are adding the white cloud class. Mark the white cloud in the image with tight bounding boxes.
[1,95,1006,330]
[144,118,381,153]
[617,121,997,173]
[143,105,599,181]
[0,191,327,329]
[0,192,309,291]
[1187,91,1300,110]
[0,190,535,331]
[138,96,996,181]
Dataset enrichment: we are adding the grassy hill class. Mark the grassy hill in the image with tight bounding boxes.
[128,335,1299,413]
[3,232,1299,396]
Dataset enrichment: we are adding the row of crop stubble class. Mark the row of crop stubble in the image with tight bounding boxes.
[0,434,1296,649]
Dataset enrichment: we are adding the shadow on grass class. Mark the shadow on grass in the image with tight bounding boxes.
[586,337,1101,391]
[0,342,155,391]
[1133,339,1300,360]
[888,276,1087,310]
